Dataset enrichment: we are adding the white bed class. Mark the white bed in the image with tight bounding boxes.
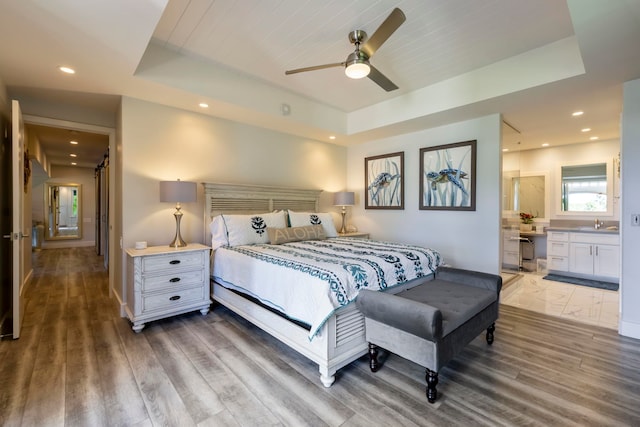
[203,182,441,387]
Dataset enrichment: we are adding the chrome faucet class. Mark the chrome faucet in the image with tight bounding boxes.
[594,219,603,229]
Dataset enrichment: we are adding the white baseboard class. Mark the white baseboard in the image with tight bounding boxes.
[619,319,640,339]
[112,289,127,318]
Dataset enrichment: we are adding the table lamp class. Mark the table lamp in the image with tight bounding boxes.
[159,179,197,247]
[334,191,355,234]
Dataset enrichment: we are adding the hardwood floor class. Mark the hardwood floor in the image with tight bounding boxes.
[2,247,640,426]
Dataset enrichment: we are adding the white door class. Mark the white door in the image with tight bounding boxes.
[12,100,25,339]
[594,244,620,279]
[569,242,594,275]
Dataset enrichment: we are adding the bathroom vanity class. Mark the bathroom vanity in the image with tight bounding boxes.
[547,227,619,282]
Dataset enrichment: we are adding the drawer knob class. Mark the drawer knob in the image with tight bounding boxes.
[169,295,181,301]
[169,260,181,265]
[169,277,181,283]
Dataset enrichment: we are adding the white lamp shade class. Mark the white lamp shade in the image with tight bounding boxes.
[159,180,197,203]
[334,191,355,206]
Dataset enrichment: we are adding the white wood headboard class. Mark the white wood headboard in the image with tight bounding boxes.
[202,182,323,242]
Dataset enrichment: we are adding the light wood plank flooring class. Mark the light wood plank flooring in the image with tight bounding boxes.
[2,247,640,426]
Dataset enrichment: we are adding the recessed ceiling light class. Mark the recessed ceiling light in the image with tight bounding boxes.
[71,162,77,166]
[70,153,77,157]
[329,135,336,140]
[542,143,550,147]
[199,102,209,108]
[581,128,591,132]
[502,148,509,152]
[70,140,78,145]
[572,111,584,117]
[590,136,599,140]
[59,66,75,74]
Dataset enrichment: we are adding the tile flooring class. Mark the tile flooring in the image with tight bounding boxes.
[500,271,619,330]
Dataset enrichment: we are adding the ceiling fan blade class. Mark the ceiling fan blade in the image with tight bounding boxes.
[361,8,406,58]
[285,62,344,75]
[367,65,398,91]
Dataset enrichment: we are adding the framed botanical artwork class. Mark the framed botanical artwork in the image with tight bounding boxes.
[365,151,404,209]
[419,140,476,211]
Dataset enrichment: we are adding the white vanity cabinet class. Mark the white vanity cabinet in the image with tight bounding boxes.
[547,230,619,281]
[502,228,521,268]
[125,243,211,332]
[546,231,569,272]
[569,233,620,280]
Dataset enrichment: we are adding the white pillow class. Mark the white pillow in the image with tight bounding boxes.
[209,211,287,248]
[287,211,338,237]
[209,215,228,250]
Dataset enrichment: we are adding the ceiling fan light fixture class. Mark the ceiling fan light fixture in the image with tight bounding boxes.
[345,60,370,79]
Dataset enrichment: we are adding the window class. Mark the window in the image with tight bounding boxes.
[561,163,607,212]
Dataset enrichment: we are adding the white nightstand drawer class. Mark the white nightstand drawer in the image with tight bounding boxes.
[141,251,205,273]
[141,269,205,293]
[142,285,206,313]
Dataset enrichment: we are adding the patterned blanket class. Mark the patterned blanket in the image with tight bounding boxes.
[213,237,443,340]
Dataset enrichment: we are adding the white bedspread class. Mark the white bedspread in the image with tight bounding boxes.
[212,237,443,340]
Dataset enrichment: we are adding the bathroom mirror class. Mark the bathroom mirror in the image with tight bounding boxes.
[505,172,548,220]
[44,182,82,240]
[516,175,546,218]
[559,161,611,215]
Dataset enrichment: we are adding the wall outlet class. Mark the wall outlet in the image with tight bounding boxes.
[633,214,640,226]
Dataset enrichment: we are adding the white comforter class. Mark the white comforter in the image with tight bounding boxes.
[212,237,443,340]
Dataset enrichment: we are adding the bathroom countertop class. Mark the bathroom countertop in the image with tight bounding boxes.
[546,226,619,235]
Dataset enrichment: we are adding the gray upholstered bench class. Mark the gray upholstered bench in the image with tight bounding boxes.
[356,266,502,403]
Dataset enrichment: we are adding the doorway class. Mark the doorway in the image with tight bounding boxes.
[23,115,115,298]
[0,109,12,336]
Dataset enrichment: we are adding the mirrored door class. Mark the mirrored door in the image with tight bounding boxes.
[45,182,82,240]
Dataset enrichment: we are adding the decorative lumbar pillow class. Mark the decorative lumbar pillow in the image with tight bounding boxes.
[211,211,287,247]
[267,225,327,245]
[287,211,338,237]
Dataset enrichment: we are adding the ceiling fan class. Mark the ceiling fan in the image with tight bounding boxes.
[285,8,406,91]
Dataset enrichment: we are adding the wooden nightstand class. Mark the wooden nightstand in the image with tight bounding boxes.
[337,231,369,239]
[125,243,211,332]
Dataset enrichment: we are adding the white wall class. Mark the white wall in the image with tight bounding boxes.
[347,114,503,274]
[15,94,116,129]
[114,101,124,309]
[504,139,620,221]
[0,76,7,112]
[116,97,348,302]
[120,97,348,250]
[620,78,640,339]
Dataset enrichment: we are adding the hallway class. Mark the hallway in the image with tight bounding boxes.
[0,248,113,426]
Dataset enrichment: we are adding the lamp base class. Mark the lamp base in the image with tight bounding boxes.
[169,208,187,248]
[339,209,347,234]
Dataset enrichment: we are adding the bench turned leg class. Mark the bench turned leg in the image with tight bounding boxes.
[486,323,496,345]
[426,369,438,403]
[368,343,380,372]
